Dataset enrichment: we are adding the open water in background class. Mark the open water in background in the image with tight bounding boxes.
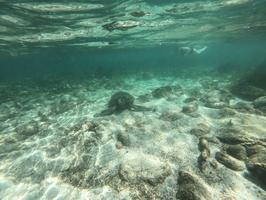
[0,0,266,81]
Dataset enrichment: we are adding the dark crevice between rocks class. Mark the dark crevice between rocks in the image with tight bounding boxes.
[243,170,266,191]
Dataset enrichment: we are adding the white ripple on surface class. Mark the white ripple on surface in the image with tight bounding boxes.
[13,3,105,12]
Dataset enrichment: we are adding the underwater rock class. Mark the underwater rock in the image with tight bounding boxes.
[231,84,266,101]
[199,149,210,162]
[198,137,209,152]
[60,130,103,188]
[95,142,119,169]
[152,86,173,98]
[231,101,259,114]
[217,134,246,145]
[102,20,139,31]
[253,96,266,107]
[210,159,219,169]
[119,153,171,186]
[246,145,264,157]
[0,143,19,154]
[83,121,99,132]
[183,97,197,103]
[247,146,266,164]
[202,96,227,109]
[66,120,99,134]
[116,131,131,147]
[115,142,123,149]
[7,151,48,183]
[230,63,266,100]
[130,11,146,17]
[159,111,183,121]
[89,187,120,200]
[215,152,245,171]
[177,171,212,200]
[198,150,210,172]
[94,91,151,117]
[218,108,236,118]
[225,144,247,161]
[182,103,198,114]
[37,111,49,121]
[217,126,250,144]
[253,96,266,113]
[246,145,266,159]
[16,121,39,136]
[218,133,266,163]
[190,123,210,137]
[217,130,266,147]
[187,89,202,99]
[246,163,266,183]
[198,137,211,172]
[205,101,227,109]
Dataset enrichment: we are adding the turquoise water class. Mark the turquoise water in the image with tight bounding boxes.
[0,1,266,200]
[1,1,266,80]
[1,40,266,80]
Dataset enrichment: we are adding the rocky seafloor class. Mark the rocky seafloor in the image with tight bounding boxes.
[0,70,266,200]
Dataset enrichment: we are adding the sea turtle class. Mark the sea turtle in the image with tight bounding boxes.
[94,91,151,117]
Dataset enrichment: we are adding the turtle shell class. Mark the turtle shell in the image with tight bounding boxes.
[108,91,134,110]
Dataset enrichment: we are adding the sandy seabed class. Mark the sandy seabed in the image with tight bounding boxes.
[0,72,266,200]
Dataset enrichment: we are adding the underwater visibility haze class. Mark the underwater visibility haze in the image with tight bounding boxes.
[1,0,266,199]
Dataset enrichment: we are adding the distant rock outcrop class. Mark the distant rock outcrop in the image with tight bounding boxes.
[230,63,266,100]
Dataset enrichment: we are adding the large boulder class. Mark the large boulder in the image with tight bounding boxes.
[225,144,247,161]
[177,171,212,200]
[215,152,245,171]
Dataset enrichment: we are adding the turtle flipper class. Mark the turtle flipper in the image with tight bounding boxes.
[94,106,116,117]
[131,104,152,112]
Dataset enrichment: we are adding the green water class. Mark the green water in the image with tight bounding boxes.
[1,40,266,80]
